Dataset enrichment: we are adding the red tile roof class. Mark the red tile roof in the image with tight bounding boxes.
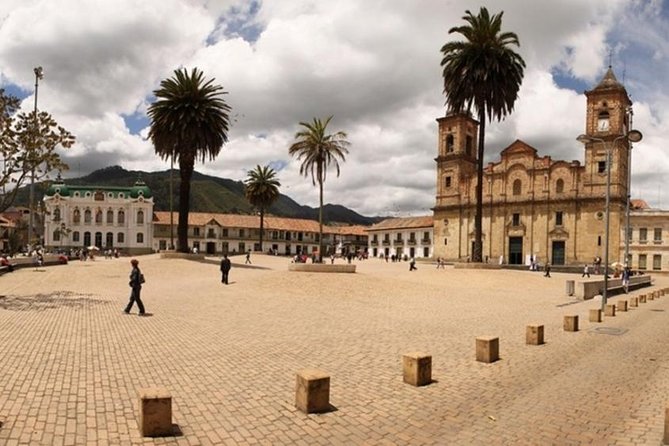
[367,215,433,231]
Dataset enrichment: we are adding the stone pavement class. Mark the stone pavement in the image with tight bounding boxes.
[0,254,668,445]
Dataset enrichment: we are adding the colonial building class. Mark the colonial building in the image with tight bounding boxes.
[43,177,154,254]
[433,68,635,265]
[624,200,669,272]
[152,211,368,256]
[366,216,434,259]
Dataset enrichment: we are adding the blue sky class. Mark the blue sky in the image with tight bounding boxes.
[1,0,668,215]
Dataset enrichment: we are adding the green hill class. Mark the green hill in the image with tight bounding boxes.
[12,166,381,226]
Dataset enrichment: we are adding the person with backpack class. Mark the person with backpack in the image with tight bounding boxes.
[123,258,146,315]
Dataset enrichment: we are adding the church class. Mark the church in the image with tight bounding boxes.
[433,68,636,266]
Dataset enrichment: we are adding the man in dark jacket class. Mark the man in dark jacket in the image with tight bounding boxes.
[220,254,231,284]
[124,258,146,315]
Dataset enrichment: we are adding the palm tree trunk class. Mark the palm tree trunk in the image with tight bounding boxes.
[178,157,194,253]
[259,207,264,252]
[473,110,486,263]
[318,177,324,263]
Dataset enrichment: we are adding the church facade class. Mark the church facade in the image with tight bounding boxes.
[433,68,634,266]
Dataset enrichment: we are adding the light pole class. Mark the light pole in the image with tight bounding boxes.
[624,107,635,266]
[28,66,43,250]
[577,130,643,311]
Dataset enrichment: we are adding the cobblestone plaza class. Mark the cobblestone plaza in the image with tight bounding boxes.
[1,255,668,445]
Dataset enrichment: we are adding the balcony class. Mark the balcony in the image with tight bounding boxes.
[370,240,379,246]
[407,239,417,245]
[382,240,390,246]
[421,238,431,244]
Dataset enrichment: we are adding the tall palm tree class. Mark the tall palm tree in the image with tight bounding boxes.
[148,68,231,253]
[440,7,525,262]
[244,164,281,253]
[289,116,349,262]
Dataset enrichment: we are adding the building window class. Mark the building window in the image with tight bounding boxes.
[512,213,520,226]
[373,234,378,242]
[84,209,92,224]
[598,236,602,246]
[53,230,60,242]
[107,210,114,224]
[137,210,144,225]
[73,231,80,242]
[53,207,61,222]
[512,179,521,196]
[446,134,454,153]
[653,254,662,270]
[118,210,125,224]
[106,232,113,247]
[640,228,647,243]
[193,227,200,237]
[555,211,563,227]
[159,240,166,250]
[639,254,647,270]
[73,209,81,224]
[626,227,633,242]
[654,228,662,242]
[137,233,144,244]
[95,209,103,224]
[445,176,452,188]
[466,135,473,156]
[239,229,245,238]
[597,161,606,174]
[384,234,390,242]
[222,228,228,237]
[117,233,124,243]
[556,179,564,193]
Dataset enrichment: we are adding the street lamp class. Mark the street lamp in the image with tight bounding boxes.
[577,130,643,311]
[28,66,44,250]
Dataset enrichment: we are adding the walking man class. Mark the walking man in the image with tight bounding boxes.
[245,250,251,264]
[124,259,146,315]
[582,264,590,278]
[409,257,417,271]
[544,262,551,278]
[220,254,231,284]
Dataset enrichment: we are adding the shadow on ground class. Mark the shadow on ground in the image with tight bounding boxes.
[0,291,108,312]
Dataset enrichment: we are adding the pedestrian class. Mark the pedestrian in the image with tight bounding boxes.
[220,254,231,285]
[544,262,551,278]
[582,264,590,278]
[123,259,146,315]
[245,250,252,264]
[409,257,417,271]
[622,266,631,293]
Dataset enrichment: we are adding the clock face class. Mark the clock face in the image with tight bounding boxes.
[597,118,609,131]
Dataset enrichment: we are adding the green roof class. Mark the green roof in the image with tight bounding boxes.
[45,180,152,199]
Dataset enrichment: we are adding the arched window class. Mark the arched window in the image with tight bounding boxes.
[106,232,114,247]
[597,110,610,131]
[118,210,125,224]
[95,209,103,224]
[53,207,61,222]
[137,232,144,244]
[137,210,144,225]
[73,209,81,224]
[107,209,114,224]
[556,178,564,193]
[512,179,522,196]
[84,209,92,224]
[73,231,80,242]
[117,232,125,243]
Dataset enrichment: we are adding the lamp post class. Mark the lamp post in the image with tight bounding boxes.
[28,66,44,250]
[624,107,635,266]
[577,130,643,311]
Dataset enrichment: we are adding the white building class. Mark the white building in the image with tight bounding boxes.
[623,200,669,273]
[366,216,434,259]
[43,177,154,254]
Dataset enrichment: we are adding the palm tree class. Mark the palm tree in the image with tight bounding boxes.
[148,68,231,253]
[289,116,349,262]
[440,7,525,262]
[244,165,281,253]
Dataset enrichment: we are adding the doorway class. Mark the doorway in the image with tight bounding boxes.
[508,237,523,265]
[552,241,565,265]
[206,242,216,255]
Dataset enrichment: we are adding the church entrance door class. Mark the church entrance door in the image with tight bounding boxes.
[552,241,565,265]
[508,237,523,265]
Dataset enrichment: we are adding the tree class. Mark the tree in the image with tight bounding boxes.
[147,68,231,253]
[440,7,525,262]
[288,116,349,262]
[0,89,74,213]
[244,165,281,253]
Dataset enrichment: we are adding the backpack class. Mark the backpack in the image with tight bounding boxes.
[140,273,146,284]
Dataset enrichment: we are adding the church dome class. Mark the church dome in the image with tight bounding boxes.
[129,179,152,199]
[44,175,70,197]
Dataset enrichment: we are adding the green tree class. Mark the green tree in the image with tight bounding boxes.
[288,116,349,262]
[0,89,74,213]
[244,165,281,253]
[440,7,525,262]
[147,68,232,253]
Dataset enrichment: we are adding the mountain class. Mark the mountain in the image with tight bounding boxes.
[12,166,383,226]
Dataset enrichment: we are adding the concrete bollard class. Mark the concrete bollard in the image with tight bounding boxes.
[295,369,330,414]
[563,315,579,332]
[138,387,173,437]
[640,294,647,303]
[402,352,432,386]
[526,324,544,345]
[589,309,602,323]
[630,297,638,307]
[605,304,616,317]
[617,300,628,312]
[649,293,655,301]
[476,336,499,363]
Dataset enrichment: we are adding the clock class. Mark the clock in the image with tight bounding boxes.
[597,118,609,131]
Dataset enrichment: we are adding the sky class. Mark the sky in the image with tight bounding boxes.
[1,0,668,217]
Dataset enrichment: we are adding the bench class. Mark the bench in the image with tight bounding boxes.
[574,275,652,300]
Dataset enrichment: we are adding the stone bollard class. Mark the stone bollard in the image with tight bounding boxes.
[402,352,432,386]
[476,336,499,363]
[640,294,647,303]
[589,309,602,323]
[630,297,638,307]
[617,300,628,312]
[563,315,579,332]
[664,403,669,445]
[526,324,544,345]
[565,280,575,296]
[649,293,655,301]
[295,369,330,414]
[138,387,172,437]
[605,304,616,317]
